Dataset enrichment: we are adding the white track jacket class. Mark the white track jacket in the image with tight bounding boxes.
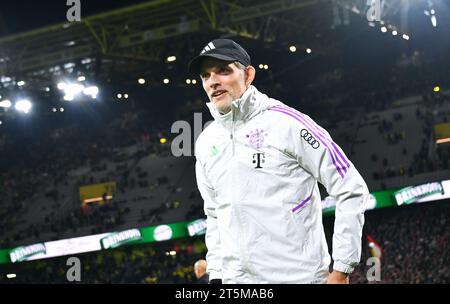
[195,85,369,284]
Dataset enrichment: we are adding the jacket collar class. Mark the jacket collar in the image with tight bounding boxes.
[206,85,281,131]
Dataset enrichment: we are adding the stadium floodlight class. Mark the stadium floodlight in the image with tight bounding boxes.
[63,83,84,101]
[0,120,2,125]
[381,26,387,33]
[77,76,86,82]
[289,46,297,52]
[163,78,170,84]
[83,86,99,99]
[263,64,269,70]
[434,86,440,92]
[124,93,129,99]
[192,79,197,84]
[167,56,176,62]
[0,99,12,108]
[160,137,167,144]
[17,80,25,86]
[57,82,66,90]
[306,48,312,54]
[65,83,84,96]
[186,79,191,84]
[392,30,398,36]
[117,93,122,99]
[60,107,64,112]
[14,99,32,114]
[169,250,176,256]
[431,15,437,27]
[52,108,57,112]
[258,64,264,69]
[402,34,410,40]
[138,78,146,84]
[6,274,16,279]
[45,87,50,92]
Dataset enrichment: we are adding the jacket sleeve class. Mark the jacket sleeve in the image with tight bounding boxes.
[195,158,222,280]
[287,111,370,274]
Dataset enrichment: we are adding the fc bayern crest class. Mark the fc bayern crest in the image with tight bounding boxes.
[246,129,268,150]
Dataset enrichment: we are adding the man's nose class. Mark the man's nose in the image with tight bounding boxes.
[208,73,220,89]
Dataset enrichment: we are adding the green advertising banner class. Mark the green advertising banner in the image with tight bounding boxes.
[0,222,192,265]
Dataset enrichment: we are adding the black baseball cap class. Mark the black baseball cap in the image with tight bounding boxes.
[188,38,251,75]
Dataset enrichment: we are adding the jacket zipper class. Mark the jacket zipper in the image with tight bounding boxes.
[230,105,236,156]
[230,102,249,273]
[230,103,254,277]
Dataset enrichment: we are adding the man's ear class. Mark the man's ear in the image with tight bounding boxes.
[245,66,256,87]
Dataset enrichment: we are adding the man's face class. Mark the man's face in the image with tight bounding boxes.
[199,58,248,114]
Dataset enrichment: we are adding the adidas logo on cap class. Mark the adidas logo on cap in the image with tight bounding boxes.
[200,42,216,54]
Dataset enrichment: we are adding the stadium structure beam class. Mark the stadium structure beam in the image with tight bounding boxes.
[84,21,108,55]
[0,0,324,88]
[200,0,218,30]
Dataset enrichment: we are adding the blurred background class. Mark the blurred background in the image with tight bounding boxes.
[0,0,448,283]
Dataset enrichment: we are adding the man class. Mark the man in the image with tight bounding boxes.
[190,38,369,284]
[193,259,209,284]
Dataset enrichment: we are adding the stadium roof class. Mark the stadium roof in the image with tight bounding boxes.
[0,0,448,100]
[0,0,352,86]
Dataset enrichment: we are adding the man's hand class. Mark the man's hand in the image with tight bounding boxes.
[326,270,350,284]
